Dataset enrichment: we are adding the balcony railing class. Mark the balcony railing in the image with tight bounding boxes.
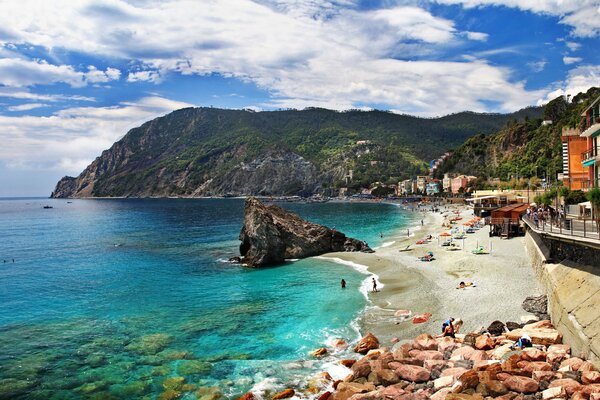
[582,147,599,163]
[582,117,600,137]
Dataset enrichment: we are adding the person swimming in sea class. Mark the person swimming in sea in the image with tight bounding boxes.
[341,279,346,289]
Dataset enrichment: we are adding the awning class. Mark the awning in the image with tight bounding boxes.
[465,195,498,202]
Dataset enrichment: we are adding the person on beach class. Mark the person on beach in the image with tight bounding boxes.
[437,318,456,338]
[372,277,378,292]
[517,334,532,349]
[341,279,346,289]
[421,219,423,226]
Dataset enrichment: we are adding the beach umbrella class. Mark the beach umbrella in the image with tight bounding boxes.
[439,232,452,236]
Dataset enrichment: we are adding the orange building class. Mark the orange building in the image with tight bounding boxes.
[561,127,588,190]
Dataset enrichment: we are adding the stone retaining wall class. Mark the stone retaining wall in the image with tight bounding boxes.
[524,229,600,366]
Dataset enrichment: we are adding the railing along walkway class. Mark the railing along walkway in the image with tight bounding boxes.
[523,215,600,242]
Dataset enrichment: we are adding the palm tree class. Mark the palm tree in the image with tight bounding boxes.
[586,187,600,234]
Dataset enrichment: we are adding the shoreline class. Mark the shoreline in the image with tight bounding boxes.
[322,202,542,346]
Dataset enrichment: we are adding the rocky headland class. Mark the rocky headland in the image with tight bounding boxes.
[237,197,373,267]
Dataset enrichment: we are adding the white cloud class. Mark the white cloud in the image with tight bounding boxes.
[0,96,194,176]
[0,58,120,88]
[565,41,581,51]
[563,56,582,65]
[538,65,600,104]
[84,66,121,83]
[433,0,600,38]
[464,31,489,41]
[7,103,48,111]
[0,0,539,116]
[127,69,162,83]
[0,87,95,102]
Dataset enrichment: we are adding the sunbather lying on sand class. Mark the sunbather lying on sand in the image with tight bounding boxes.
[457,281,475,289]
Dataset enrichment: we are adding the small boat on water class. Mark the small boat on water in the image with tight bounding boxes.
[43,205,53,209]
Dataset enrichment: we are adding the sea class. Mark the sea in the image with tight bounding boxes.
[0,198,418,400]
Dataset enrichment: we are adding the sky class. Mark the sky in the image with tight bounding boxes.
[1,0,600,196]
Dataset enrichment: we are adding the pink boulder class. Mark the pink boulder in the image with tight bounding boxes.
[441,367,468,379]
[475,335,495,351]
[413,334,438,351]
[549,378,582,396]
[583,371,600,385]
[354,333,379,354]
[504,376,539,393]
[394,364,431,382]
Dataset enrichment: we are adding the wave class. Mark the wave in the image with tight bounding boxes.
[314,256,382,301]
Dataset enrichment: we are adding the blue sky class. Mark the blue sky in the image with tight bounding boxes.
[1,0,599,196]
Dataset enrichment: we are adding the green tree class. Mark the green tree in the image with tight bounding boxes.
[586,187,600,232]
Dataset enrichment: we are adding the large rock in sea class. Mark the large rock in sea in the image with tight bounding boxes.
[238,197,373,267]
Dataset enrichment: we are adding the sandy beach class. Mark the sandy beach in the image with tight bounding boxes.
[322,203,543,345]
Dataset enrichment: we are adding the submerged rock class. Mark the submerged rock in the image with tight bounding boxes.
[238,197,373,267]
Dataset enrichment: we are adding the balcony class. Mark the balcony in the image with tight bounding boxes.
[582,148,600,166]
[581,118,600,137]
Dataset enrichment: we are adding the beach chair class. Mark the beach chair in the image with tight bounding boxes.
[399,245,412,252]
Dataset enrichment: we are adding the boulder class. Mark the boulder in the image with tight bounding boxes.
[583,372,600,384]
[437,337,458,354]
[519,361,553,374]
[441,368,469,379]
[239,393,255,400]
[354,333,379,354]
[487,320,507,336]
[340,360,356,369]
[560,357,584,371]
[351,359,371,379]
[521,348,547,362]
[581,384,600,397]
[430,388,452,400]
[394,364,431,382]
[272,389,295,400]
[542,386,567,400]
[372,368,399,385]
[522,295,548,319]
[239,198,373,267]
[504,376,539,393]
[312,348,328,358]
[458,369,480,389]
[445,394,484,400]
[548,379,582,396]
[475,335,494,351]
[414,350,443,361]
[532,371,556,382]
[484,380,509,396]
[451,346,476,360]
[423,360,448,372]
[506,324,562,346]
[332,383,375,400]
[333,339,348,349]
[413,334,438,351]
[380,384,407,398]
[580,361,598,372]
[433,375,454,390]
[318,392,331,400]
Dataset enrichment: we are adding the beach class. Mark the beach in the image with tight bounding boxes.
[322,203,543,345]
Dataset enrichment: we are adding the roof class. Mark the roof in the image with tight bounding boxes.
[581,94,600,116]
[465,195,497,201]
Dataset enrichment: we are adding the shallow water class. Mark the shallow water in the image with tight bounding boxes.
[0,198,415,399]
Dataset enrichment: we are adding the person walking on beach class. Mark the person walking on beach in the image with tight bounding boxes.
[372,277,378,292]
[341,279,346,289]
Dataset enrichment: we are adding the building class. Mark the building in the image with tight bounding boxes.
[416,176,428,193]
[425,181,441,196]
[561,127,588,190]
[442,173,456,192]
[399,179,413,195]
[450,175,477,194]
[580,95,600,189]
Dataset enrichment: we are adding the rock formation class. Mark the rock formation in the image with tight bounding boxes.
[238,197,373,267]
[242,320,598,400]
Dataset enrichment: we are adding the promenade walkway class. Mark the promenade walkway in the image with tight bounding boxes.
[523,214,600,244]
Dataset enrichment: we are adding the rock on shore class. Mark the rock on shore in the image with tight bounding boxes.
[238,198,373,267]
[240,320,600,400]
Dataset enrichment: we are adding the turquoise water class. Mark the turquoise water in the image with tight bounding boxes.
[0,198,414,399]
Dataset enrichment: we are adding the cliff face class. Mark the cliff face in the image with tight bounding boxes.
[50,106,542,198]
[239,198,373,267]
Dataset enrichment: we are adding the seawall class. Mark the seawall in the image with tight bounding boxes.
[524,228,600,364]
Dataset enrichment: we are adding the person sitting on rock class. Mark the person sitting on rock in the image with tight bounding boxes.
[437,318,455,338]
[517,334,532,349]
